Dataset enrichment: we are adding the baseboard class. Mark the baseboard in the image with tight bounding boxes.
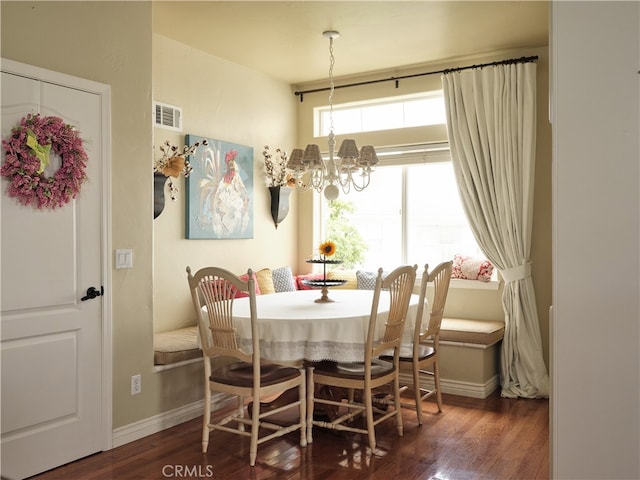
[399,372,500,399]
[112,392,230,448]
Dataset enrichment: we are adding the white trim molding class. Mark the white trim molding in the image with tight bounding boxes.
[399,372,500,399]
[112,393,231,448]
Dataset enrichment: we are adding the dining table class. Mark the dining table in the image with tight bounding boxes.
[228,288,425,364]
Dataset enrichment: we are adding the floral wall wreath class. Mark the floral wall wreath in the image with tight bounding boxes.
[1,113,88,209]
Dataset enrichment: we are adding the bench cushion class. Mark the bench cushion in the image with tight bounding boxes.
[154,326,201,365]
[440,318,505,346]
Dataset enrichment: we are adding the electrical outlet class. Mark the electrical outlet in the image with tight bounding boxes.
[131,374,141,395]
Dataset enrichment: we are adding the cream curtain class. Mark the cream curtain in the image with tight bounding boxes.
[442,62,549,398]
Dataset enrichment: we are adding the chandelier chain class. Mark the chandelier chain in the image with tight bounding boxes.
[328,36,335,134]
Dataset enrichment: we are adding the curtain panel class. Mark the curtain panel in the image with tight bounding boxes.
[441,62,549,398]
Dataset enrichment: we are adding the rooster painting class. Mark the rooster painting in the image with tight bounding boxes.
[185,135,254,239]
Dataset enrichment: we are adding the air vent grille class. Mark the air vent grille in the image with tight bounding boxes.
[153,101,182,131]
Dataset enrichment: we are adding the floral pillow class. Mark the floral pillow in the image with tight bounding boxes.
[451,254,494,282]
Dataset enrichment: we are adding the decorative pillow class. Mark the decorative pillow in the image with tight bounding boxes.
[271,266,297,292]
[356,270,379,290]
[206,274,258,299]
[327,270,358,289]
[255,268,275,294]
[295,272,325,290]
[236,272,261,298]
[451,254,494,282]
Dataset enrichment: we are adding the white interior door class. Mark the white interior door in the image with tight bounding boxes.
[1,62,110,480]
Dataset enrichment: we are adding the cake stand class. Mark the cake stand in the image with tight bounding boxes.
[301,259,347,303]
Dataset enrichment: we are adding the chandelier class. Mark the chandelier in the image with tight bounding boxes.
[287,31,378,201]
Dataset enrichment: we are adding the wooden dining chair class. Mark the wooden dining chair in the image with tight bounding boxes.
[186,266,306,466]
[306,264,417,450]
[380,261,453,424]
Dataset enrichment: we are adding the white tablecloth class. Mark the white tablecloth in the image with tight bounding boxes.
[229,289,423,363]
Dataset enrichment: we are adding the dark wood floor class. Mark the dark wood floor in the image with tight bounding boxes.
[31,391,549,480]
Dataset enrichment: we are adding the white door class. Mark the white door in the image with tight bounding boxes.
[1,62,110,479]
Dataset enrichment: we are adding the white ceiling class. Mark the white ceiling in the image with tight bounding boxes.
[153,1,549,86]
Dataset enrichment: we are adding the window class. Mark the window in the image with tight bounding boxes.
[322,149,487,272]
[316,92,446,136]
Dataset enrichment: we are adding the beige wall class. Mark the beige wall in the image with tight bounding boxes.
[294,46,552,367]
[1,1,154,427]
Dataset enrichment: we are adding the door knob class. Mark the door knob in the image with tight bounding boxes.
[81,286,103,301]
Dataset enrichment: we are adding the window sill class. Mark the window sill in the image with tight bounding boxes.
[449,278,500,290]
[417,278,501,291]
[153,357,201,373]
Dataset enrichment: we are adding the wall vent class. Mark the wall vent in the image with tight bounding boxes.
[153,101,182,131]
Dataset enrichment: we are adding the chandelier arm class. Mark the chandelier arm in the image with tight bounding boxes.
[351,171,372,192]
[337,167,354,188]
[340,180,352,195]
[293,173,312,192]
[310,168,325,192]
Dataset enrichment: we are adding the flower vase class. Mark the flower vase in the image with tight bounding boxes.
[153,172,168,219]
[269,186,292,229]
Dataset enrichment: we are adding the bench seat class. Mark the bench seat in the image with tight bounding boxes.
[440,317,505,346]
[409,317,505,398]
[154,326,200,365]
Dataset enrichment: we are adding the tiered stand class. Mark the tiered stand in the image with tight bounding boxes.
[301,259,347,303]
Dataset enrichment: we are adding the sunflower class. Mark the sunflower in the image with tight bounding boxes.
[319,241,336,257]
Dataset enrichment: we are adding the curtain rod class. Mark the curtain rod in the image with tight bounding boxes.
[294,55,538,102]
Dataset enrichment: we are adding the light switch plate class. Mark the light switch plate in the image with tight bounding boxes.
[115,249,133,269]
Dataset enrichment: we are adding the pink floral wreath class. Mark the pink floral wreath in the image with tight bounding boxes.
[1,113,88,209]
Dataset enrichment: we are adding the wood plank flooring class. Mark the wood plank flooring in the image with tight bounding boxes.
[30,392,549,480]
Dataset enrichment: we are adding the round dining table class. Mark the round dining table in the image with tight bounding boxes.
[230,289,424,364]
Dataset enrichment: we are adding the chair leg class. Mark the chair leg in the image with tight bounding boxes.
[394,371,404,437]
[434,360,442,412]
[413,364,423,425]
[202,384,211,453]
[364,387,376,450]
[306,366,314,444]
[299,370,307,448]
[249,397,260,467]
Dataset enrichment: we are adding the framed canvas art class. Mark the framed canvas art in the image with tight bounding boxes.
[185,135,254,239]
